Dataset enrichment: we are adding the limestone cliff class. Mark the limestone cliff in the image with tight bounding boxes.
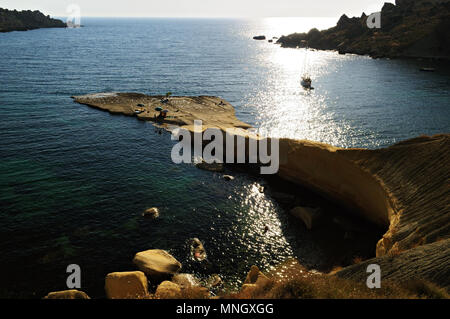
[278,135,450,258]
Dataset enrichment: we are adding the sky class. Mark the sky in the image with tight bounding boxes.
[1,0,392,18]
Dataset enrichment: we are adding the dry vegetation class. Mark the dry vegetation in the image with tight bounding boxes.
[219,259,449,300]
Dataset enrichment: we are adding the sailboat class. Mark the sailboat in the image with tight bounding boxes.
[300,44,314,90]
[301,75,312,89]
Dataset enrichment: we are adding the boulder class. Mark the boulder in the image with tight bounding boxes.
[172,274,200,289]
[244,265,270,287]
[195,160,224,172]
[105,271,149,299]
[289,206,322,230]
[44,290,90,299]
[133,249,182,280]
[142,207,160,219]
[223,175,234,181]
[155,281,181,299]
[253,35,266,40]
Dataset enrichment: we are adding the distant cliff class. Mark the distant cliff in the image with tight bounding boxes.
[0,8,66,33]
[277,0,450,59]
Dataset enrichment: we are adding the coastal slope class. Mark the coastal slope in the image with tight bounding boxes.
[0,8,66,32]
[276,0,450,59]
[73,93,450,289]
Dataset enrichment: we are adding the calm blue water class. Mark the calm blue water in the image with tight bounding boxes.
[0,18,449,298]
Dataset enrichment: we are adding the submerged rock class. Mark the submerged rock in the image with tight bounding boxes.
[290,206,323,230]
[241,284,258,295]
[142,207,160,219]
[105,271,149,299]
[44,290,90,299]
[195,160,224,172]
[133,249,182,280]
[190,238,207,261]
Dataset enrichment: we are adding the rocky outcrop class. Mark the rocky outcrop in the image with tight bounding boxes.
[132,249,182,281]
[44,290,90,299]
[72,93,251,131]
[105,271,149,299]
[0,8,66,32]
[276,0,450,59]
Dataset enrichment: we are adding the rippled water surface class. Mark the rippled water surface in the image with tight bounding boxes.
[0,18,449,298]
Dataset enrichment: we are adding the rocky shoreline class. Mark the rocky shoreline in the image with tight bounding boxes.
[276,0,450,60]
[58,92,450,299]
[0,8,66,33]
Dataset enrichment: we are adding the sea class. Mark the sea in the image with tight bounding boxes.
[0,17,449,298]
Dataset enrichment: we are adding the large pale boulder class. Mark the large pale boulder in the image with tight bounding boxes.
[155,281,181,299]
[289,206,322,230]
[133,249,181,280]
[105,271,149,299]
[44,290,90,299]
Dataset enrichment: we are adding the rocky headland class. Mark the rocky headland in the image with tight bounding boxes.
[66,92,449,298]
[0,8,66,33]
[276,0,450,59]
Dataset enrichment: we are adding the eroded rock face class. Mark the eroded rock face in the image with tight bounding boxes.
[133,249,182,281]
[105,271,149,299]
[44,290,90,299]
[155,281,181,299]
